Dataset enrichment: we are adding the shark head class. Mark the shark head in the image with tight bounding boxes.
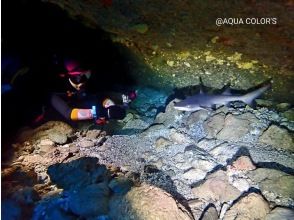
[173,99,203,111]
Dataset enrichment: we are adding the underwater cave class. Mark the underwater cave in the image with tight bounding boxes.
[1,0,294,219]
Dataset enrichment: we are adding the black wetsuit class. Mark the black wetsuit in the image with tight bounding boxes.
[50,83,127,121]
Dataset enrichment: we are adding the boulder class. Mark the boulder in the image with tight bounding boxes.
[155,137,172,148]
[204,113,225,138]
[108,177,134,195]
[231,156,256,171]
[86,129,101,139]
[192,170,241,203]
[223,193,270,220]
[47,158,109,190]
[187,110,209,127]
[201,206,218,220]
[265,207,294,220]
[216,114,256,141]
[68,183,110,218]
[109,184,193,220]
[248,168,294,207]
[48,131,68,144]
[17,121,73,144]
[259,125,293,152]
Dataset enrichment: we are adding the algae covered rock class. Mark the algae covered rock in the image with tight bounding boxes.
[248,168,294,207]
[259,125,293,152]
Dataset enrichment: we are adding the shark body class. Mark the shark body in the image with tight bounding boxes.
[174,83,271,111]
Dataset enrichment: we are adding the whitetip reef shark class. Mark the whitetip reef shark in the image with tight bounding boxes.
[174,82,271,111]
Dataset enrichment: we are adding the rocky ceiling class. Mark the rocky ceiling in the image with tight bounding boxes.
[43,0,294,102]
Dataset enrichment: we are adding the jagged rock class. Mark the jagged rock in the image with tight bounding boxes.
[201,206,218,220]
[248,168,294,207]
[182,159,218,182]
[282,109,294,121]
[217,113,258,141]
[48,131,68,144]
[187,199,209,219]
[187,199,208,220]
[230,156,256,171]
[122,118,151,131]
[208,143,240,165]
[265,207,294,220]
[39,139,55,147]
[276,103,291,112]
[47,158,109,190]
[169,129,191,144]
[86,129,101,139]
[259,125,293,152]
[256,99,276,108]
[223,193,270,220]
[150,158,163,169]
[197,138,225,151]
[226,158,253,192]
[108,177,134,195]
[17,121,74,144]
[68,183,110,218]
[109,184,193,220]
[192,170,241,203]
[154,99,181,125]
[131,87,167,118]
[187,110,209,127]
[79,140,95,148]
[23,155,51,166]
[142,123,166,135]
[191,159,217,172]
[155,137,172,148]
[183,168,206,181]
[204,113,225,138]
[37,144,55,156]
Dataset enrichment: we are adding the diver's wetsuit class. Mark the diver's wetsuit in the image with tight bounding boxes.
[50,90,127,122]
[51,93,100,120]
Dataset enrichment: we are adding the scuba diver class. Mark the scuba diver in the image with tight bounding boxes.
[50,58,137,125]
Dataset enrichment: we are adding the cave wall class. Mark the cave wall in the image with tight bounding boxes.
[43,0,294,102]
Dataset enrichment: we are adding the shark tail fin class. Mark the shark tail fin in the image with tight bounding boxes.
[241,83,271,106]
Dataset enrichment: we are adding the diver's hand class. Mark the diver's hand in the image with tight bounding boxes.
[95,117,107,125]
